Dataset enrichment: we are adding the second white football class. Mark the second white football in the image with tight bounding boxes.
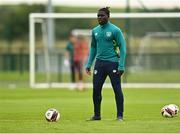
[161,104,179,118]
[45,108,60,122]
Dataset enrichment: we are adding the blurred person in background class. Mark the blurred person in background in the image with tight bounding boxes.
[65,33,89,90]
[73,35,89,90]
[65,33,76,88]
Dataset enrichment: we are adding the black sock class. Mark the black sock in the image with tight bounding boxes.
[117,112,123,117]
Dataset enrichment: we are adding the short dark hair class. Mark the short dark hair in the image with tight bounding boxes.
[98,7,110,17]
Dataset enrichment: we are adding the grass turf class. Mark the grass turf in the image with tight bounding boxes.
[1,70,180,83]
[0,88,180,133]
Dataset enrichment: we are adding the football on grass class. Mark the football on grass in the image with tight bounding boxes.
[45,108,60,122]
[161,104,179,118]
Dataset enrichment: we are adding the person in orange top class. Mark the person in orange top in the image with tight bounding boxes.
[73,35,89,90]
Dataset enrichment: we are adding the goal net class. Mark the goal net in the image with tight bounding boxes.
[29,13,180,88]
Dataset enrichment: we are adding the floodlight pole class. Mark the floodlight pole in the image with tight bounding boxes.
[124,0,131,83]
[47,0,55,49]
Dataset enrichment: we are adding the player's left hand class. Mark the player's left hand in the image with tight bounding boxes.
[63,59,69,66]
[86,68,91,76]
[117,70,124,76]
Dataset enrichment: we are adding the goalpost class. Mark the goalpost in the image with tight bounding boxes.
[134,32,180,70]
[29,12,180,89]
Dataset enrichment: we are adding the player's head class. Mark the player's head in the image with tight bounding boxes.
[69,32,77,44]
[97,7,110,25]
[77,35,85,41]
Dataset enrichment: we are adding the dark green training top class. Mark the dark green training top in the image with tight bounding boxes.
[66,41,74,63]
[86,21,126,71]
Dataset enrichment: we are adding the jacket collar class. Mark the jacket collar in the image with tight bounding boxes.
[100,21,110,28]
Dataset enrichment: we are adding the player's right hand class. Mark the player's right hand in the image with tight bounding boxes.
[86,68,91,76]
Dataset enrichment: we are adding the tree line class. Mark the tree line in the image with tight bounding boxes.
[0,5,179,42]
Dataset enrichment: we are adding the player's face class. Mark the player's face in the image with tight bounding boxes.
[70,36,77,44]
[97,11,109,25]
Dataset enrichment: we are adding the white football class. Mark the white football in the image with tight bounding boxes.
[161,104,179,118]
[168,104,179,115]
[45,108,60,122]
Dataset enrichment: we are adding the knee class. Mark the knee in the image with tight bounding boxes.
[93,92,102,100]
[114,89,124,98]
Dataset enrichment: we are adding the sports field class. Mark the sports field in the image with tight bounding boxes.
[0,88,180,133]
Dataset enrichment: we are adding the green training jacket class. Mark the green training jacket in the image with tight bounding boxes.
[86,21,126,71]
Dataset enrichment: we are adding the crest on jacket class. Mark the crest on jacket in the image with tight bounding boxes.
[106,32,112,37]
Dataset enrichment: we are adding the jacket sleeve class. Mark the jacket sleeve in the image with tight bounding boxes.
[114,29,126,71]
[85,30,97,69]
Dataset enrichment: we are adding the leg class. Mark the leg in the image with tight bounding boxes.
[93,61,107,117]
[77,61,83,81]
[77,61,84,90]
[108,62,124,117]
[74,61,78,82]
[70,63,75,83]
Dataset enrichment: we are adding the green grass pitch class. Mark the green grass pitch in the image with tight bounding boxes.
[0,88,180,133]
